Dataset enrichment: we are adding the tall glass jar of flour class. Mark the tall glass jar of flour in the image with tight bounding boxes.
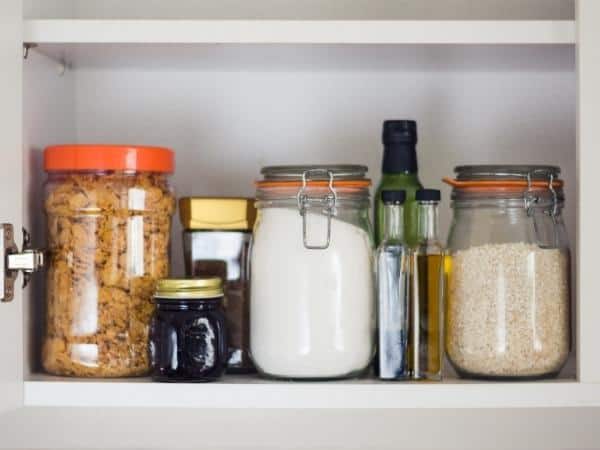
[444,165,571,380]
[251,165,375,379]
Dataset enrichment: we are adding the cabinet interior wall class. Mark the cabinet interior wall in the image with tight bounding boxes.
[22,43,577,378]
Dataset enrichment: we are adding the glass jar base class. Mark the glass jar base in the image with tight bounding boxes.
[454,368,561,381]
[255,367,369,381]
[151,375,221,383]
[43,365,151,378]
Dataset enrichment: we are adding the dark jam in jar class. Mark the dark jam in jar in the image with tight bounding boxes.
[150,278,228,382]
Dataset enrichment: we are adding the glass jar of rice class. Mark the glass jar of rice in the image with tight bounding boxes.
[444,165,570,380]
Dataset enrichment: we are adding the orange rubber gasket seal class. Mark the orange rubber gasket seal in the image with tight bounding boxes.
[256,180,372,189]
[443,177,563,191]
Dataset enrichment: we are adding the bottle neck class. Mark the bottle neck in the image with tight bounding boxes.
[417,202,439,244]
[380,172,421,183]
[383,204,404,242]
[382,143,418,174]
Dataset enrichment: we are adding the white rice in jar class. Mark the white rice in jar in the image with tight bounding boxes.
[445,242,570,378]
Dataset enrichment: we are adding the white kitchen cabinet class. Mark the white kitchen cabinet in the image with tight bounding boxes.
[2,0,600,448]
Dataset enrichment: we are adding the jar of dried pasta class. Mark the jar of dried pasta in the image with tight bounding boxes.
[42,145,175,377]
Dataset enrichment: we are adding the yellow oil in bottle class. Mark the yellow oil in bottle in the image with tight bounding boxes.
[410,253,444,380]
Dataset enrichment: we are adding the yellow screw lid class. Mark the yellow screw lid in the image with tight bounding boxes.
[179,197,256,231]
[155,277,223,299]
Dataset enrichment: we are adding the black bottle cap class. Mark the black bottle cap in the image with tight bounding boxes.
[382,120,417,146]
[381,190,407,205]
[416,189,441,202]
[381,120,418,174]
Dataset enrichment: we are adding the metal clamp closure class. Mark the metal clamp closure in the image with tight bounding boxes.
[523,172,538,216]
[548,173,558,217]
[523,170,559,218]
[297,169,337,250]
[1,225,44,302]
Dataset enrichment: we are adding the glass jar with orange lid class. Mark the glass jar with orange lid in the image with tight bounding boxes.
[251,165,375,379]
[42,144,175,377]
[444,165,570,379]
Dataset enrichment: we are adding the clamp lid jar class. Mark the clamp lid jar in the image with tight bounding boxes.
[444,165,570,379]
[251,165,375,380]
[256,165,371,250]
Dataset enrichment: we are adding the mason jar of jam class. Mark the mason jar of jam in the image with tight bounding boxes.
[150,278,228,382]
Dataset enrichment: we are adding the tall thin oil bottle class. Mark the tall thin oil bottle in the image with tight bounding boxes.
[410,189,444,380]
[376,190,410,380]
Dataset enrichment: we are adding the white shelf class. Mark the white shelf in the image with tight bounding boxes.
[23,19,576,45]
[24,376,595,409]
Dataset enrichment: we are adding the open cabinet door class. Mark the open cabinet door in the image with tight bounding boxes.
[578,0,600,383]
[0,0,25,414]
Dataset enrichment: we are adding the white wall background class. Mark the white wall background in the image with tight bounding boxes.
[64,46,576,278]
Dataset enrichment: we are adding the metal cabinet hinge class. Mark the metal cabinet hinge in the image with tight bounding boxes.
[23,43,37,60]
[1,224,44,302]
[23,43,67,75]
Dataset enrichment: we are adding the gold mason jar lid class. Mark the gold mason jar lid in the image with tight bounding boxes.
[179,197,256,231]
[155,277,224,299]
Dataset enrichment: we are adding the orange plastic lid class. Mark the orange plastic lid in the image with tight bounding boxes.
[44,145,174,173]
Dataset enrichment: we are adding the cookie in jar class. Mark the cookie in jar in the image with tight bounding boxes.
[42,145,175,377]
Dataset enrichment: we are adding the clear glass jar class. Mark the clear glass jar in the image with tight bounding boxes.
[179,197,255,373]
[42,145,175,377]
[444,165,570,380]
[251,165,375,379]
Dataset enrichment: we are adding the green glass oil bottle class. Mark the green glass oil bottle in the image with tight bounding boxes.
[375,120,423,246]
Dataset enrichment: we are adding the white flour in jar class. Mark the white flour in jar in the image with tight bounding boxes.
[250,207,375,378]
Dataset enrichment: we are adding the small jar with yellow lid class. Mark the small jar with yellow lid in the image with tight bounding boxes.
[150,278,228,382]
[179,197,256,373]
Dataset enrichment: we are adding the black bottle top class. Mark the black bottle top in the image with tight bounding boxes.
[381,120,418,174]
[416,189,441,202]
[381,190,407,205]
